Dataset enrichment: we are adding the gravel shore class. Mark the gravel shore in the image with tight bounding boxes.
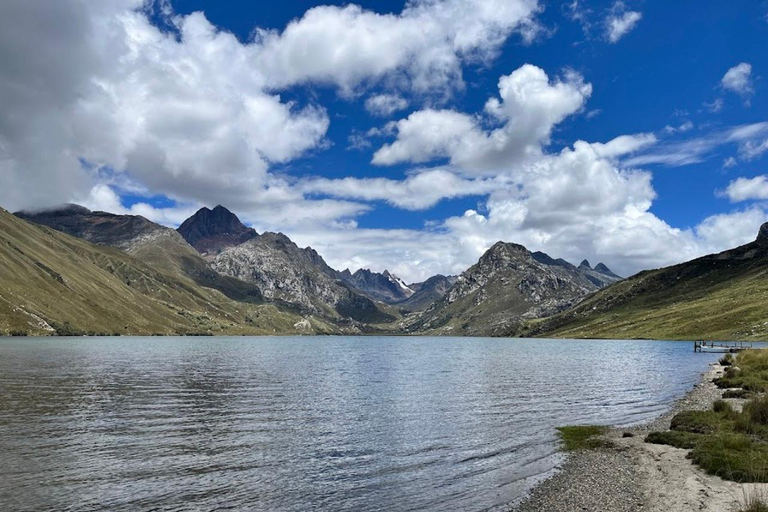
[513,362,753,512]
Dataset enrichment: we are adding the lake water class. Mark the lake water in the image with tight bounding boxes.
[0,336,719,511]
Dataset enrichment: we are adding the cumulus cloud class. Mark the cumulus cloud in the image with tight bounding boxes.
[364,94,409,117]
[0,0,542,215]
[605,2,642,43]
[722,176,768,202]
[251,0,541,94]
[0,0,764,284]
[721,62,754,100]
[372,64,592,171]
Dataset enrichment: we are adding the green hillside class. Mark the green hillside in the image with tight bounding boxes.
[0,208,332,336]
[527,227,768,341]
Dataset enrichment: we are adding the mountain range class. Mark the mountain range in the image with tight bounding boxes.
[5,203,767,340]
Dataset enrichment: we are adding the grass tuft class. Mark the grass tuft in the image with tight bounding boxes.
[746,396,768,426]
[740,502,768,512]
[724,389,752,399]
[556,425,611,451]
[647,350,768,483]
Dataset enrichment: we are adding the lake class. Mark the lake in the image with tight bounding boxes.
[0,336,718,511]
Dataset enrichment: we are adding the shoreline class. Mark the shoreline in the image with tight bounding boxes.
[513,362,753,512]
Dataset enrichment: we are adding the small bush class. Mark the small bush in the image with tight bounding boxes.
[720,354,735,366]
[50,321,85,336]
[556,425,611,451]
[8,329,28,336]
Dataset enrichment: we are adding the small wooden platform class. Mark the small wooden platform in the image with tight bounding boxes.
[694,341,752,353]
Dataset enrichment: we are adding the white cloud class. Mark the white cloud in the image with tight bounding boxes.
[301,169,505,210]
[739,138,768,161]
[663,121,694,134]
[721,62,754,99]
[723,176,768,202]
[625,122,768,167]
[0,0,542,216]
[364,94,409,117]
[0,0,764,284]
[251,0,541,94]
[605,2,642,43]
[372,64,592,171]
[704,98,724,113]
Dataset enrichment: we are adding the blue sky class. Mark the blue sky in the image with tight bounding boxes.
[1,0,767,281]
[158,0,768,230]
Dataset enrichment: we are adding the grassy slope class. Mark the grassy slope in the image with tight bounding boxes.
[528,238,768,341]
[0,208,328,336]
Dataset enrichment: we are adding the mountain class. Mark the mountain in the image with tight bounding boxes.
[405,242,616,336]
[339,268,414,303]
[16,204,166,252]
[528,223,768,341]
[211,232,395,324]
[398,275,458,312]
[0,207,325,336]
[15,205,266,305]
[177,205,257,257]
[578,259,623,287]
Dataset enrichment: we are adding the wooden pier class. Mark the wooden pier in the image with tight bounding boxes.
[694,341,753,353]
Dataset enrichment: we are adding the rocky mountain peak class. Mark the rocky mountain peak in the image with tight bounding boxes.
[177,205,257,256]
[594,263,614,274]
[338,267,414,304]
[579,259,591,269]
[758,222,768,243]
[481,241,530,263]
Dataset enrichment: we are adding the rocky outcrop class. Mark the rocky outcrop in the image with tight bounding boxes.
[758,222,768,243]
[177,205,257,257]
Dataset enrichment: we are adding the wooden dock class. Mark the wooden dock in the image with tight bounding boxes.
[694,341,753,353]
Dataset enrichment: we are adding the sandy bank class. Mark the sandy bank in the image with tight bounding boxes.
[513,363,765,512]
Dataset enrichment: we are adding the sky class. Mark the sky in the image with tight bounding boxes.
[1,0,767,282]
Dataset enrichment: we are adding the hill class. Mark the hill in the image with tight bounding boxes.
[0,207,338,336]
[527,223,768,341]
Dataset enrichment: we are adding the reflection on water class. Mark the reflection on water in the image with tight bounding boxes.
[0,337,718,511]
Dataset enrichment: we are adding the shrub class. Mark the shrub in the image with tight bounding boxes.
[50,321,85,336]
[720,354,735,366]
[8,329,28,336]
